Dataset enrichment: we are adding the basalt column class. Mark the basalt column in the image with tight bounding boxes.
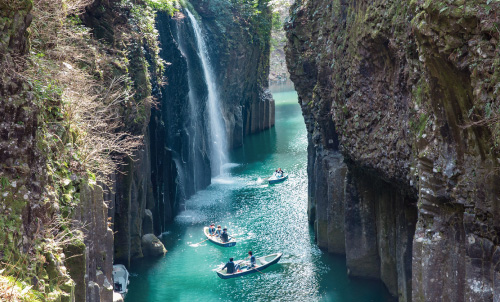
[285,0,419,300]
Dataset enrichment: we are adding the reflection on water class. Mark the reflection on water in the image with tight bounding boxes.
[125,87,394,302]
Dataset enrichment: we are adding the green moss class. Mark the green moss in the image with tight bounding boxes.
[0,176,8,189]
[417,114,429,138]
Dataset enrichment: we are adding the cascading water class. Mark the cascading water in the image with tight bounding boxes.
[175,21,207,194]
[185,8,228,176]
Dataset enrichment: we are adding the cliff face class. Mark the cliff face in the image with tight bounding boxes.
[190,0,275,148]
[0,0,161,299]
[286,0,500,301]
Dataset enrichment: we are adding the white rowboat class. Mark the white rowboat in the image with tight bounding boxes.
[203,227,236,247]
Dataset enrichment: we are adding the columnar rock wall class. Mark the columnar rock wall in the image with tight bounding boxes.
[286,0,500,301]
[81,0,168,272]
[190,0,275,148]
[72,182,115,301]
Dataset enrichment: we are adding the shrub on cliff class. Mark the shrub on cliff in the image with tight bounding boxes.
[0,0,168,299]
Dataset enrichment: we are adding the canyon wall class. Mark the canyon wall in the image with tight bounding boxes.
[286,0,500,301]
[189,0,275,148]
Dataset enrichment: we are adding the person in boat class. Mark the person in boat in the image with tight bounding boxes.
[220,227,229,243]
[277,168,284,177]
[215,225,222,237]
[247,251,257,268]
[222,257,240,274]
[208,223,216,236]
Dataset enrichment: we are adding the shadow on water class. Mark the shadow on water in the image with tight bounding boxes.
[126,86,395,302]
[231,127,277,166]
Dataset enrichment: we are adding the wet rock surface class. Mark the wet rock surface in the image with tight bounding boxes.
[286,0,500,301]
[189,0,275,148]
[141,233,167,257]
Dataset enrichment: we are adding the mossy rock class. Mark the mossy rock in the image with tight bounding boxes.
[63,238,86,302]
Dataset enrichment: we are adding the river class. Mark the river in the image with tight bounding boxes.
[125,84,394,302]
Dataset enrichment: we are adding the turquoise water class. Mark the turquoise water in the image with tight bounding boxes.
[125,86,394,302]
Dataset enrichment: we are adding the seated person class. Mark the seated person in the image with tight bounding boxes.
[208,223,216,236]
[215,225,222,237]
[222,257,240,274]
[247,251,257,268]
[220,228,229,243]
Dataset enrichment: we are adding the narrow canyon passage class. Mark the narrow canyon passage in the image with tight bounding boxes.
[125,84,394,301]
[3,0,499,300]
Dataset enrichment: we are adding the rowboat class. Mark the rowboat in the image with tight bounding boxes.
[204,227,236,247]
[268,173,288,184]
[216,253,282,279]
[112,264,129,298]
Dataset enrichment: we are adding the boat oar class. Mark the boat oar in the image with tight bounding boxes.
[242,254,265,275]
[190,238,209,247]
[257,176,271,183]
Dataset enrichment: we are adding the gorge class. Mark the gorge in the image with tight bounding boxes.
[1,0,500,301]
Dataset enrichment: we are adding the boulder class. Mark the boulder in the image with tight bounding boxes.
[141,234,167,257]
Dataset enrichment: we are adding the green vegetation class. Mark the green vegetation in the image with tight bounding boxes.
[0,0,168,299]
[231,0,269,18]
[0,275,44,302]
[144,0,177,14]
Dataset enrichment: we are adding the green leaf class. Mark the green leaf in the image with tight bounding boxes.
[439,6,448,13]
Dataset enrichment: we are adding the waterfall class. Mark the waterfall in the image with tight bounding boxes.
[175,22,204,193]
[185,8,228,176]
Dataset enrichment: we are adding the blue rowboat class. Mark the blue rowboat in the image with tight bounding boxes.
[204,227,236,247]
[216,253,282,279]
[268,173,288,184]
